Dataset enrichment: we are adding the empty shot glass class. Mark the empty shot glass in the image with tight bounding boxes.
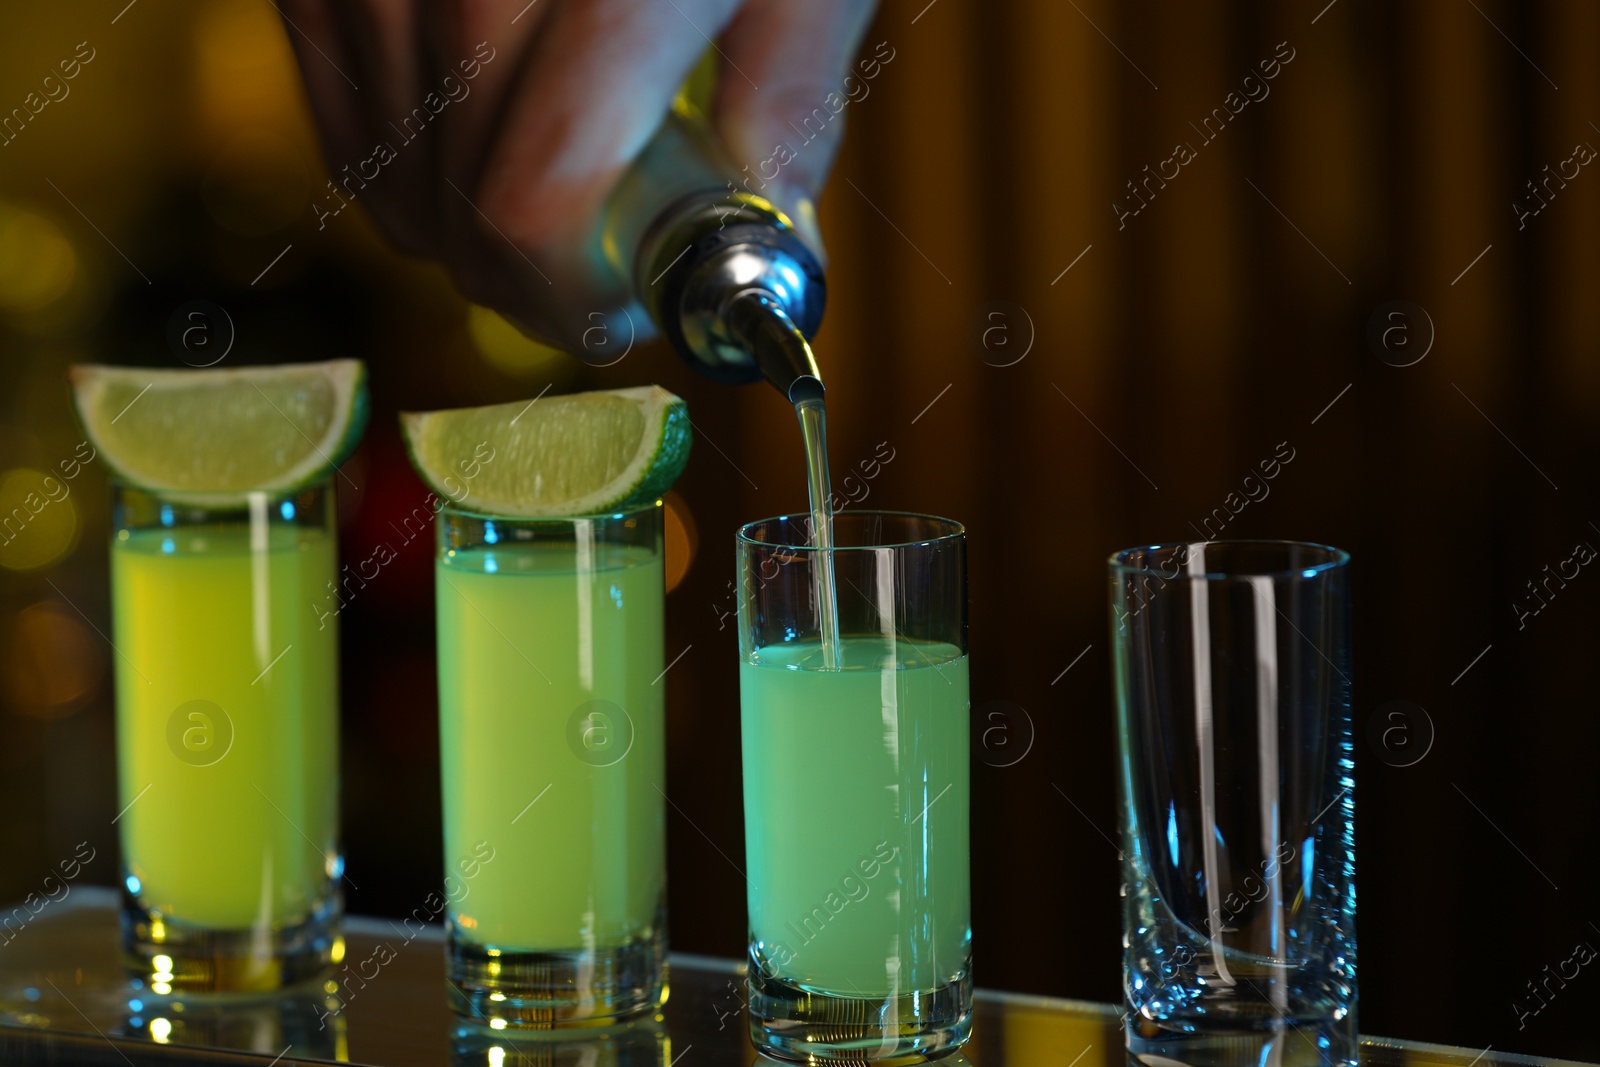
[1109,541,1356,1067]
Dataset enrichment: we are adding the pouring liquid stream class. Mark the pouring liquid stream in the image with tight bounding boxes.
[720,288,842,668]
[795,395,842,670]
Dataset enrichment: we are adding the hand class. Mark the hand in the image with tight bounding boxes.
[281,0,878,355]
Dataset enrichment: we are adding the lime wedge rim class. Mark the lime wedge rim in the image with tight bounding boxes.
[399,385,691,519]
[432,496,665,523]
[68,359,369,501]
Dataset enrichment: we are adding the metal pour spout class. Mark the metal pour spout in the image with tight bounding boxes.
[634,191,828,399]
[722,289,825,404]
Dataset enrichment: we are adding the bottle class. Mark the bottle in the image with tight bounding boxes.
[607,102,839,657]
[600,103,827,404]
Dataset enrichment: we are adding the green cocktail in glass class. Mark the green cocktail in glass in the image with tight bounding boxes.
[75,360,365,994]
[435,502,667,1026]
[737,511,973,1063]
[111,484,343,991]
[741,637,969,993]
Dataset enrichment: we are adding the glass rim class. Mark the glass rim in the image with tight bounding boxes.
[437,496,662,524]
[109,478,331,504]
[737,509,965,553]
[1107,538,1350,580]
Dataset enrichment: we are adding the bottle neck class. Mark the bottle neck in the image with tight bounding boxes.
[598,107,827,390]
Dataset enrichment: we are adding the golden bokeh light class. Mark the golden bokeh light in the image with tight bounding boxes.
[467,304,579,381]
[0,600,104,721]
[662,491,697,594]
[0,206,76,313]
[0,468,81,571]
[193,0,313,141]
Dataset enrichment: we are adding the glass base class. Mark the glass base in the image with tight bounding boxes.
[123,983,345,1059]
[121,888,341,994]
[447,925,667,1029]
[1126,1013,1358,1067]
[746,948,972,1065]
[450,1016,670,1065]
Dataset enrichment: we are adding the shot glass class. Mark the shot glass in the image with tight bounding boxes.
[1109,541,1356,1067]
[112,481,342,992]
[436,502,667,1027]
[737,511,972,1063]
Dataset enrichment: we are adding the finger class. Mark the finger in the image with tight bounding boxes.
[461,0,745,345]
[712,0,879,253]
[431,0,555,182]
[278,1,370,178]
[280,2,442,254]
[474,0,743,248]
[323,0,420,133]
[317,0,441,253]
[417,0,559,309]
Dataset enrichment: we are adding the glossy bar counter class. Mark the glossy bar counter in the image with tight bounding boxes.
[0,890,1585,1067]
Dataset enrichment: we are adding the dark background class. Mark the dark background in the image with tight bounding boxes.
[3,0,1598,1059]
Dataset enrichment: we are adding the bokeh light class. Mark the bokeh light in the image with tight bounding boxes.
[662,491,697,594]
[0,600,104,720]
[0,468,81,571]
[193,0,311,140]
[0,206,76,314]
[467,305,579,382]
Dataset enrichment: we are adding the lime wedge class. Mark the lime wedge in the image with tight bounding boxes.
[70,360,368,495]
[400,386,690,517]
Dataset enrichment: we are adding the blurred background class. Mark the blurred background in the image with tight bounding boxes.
[2,0,1598,1059]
